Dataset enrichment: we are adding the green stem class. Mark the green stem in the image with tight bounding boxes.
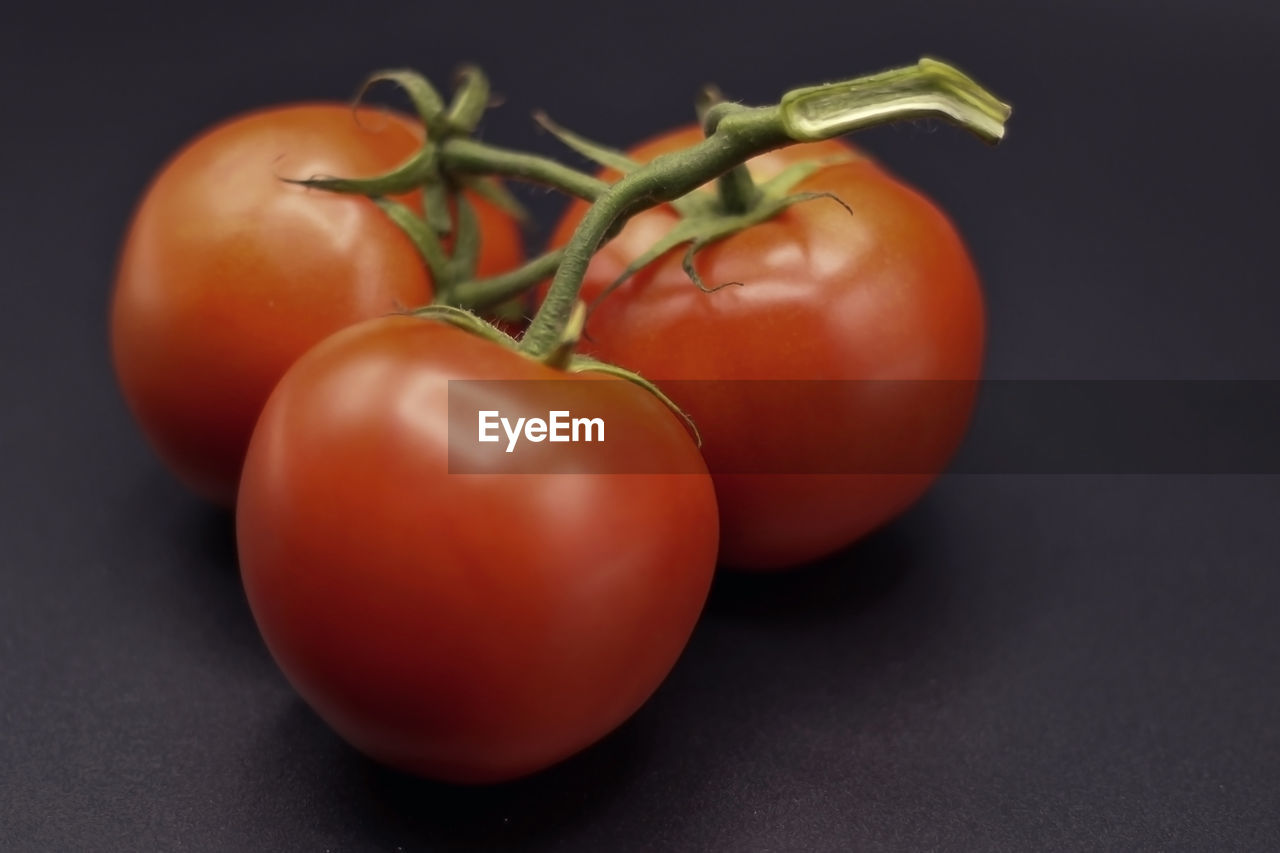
[422,178,453,234]
[703,103,761,214]
[715,165,761,214]
[439,138,608,202]
[374,198,450,284]
[520,106,786,357]
[356,69,448,139]
[519,58,1010,359]
[444,65,491,135]
[446,192,482,289]
[450,247,566,310]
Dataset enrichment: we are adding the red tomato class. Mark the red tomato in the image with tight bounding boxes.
[112,104,523,504]
[236,315,718,783]
[550,127,983,569]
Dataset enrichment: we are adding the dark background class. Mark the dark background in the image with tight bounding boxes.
[4,0,1279,849]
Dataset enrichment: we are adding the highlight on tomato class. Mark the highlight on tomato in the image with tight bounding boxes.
[111,103,523,504]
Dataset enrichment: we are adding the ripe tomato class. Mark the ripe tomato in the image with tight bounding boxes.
[550,127,983,569]
[112,104,523,504]
[236,315,718,783]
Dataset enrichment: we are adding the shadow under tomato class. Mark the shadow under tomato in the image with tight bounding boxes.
[144,467,651,847]
[189,498,238,572]
[130,463,240,574]
[264,695,649,849]
[109,465,679,847]
[162,489,285,671]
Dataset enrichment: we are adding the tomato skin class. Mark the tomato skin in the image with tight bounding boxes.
[550,128,983,569]
[236,316,718,783]
[111,104,523,504]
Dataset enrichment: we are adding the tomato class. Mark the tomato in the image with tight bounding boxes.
[550,127,983,569]
[112,104,523,504]
[235,315,718,783]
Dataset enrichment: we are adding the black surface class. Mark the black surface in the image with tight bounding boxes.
[4,1,1280,849]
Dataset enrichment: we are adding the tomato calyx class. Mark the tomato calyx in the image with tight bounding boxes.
[279,68,535,301]
[409,301,703,445]
[450,247,566,310]
[532,112,710,221]
[596,157,860,308]
[535,108,861,300]
[409,304,518,347]
[277,67,585,309]
[314,66,529,225]
[521,57,1011,361]
[274,67,612,315]
[543,301,702,446]
[511,57,1011,443]
[566,353,703,447]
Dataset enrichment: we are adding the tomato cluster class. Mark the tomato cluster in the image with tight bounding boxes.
[110,63,1003,783]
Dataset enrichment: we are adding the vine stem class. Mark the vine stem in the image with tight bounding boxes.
[449,247,566,308]
[703,103,762,214]
[518,57,1011,359]
[350,66,605,202]
[439,138,608,201]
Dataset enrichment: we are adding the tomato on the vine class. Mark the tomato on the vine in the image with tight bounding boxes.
[550,127,984,570]
[112,103,523,504]
[235,315,718,783]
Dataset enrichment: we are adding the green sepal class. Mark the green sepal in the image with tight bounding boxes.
[486,296,530,325]
[408,304,518,348]
[534,112,712,218]
[282,146,436,197]
[457,175,530,223]
[418,300,702,447]
[422,179,453,235]
[591,156,853,306]
[373,198,449,283]
[447,192,482,284]
[534,111,642,175]
[356,69,448,138]
[589,215,715,306]
[443,65,491,135]
[451,247,564,312]
[567,355,702,448]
